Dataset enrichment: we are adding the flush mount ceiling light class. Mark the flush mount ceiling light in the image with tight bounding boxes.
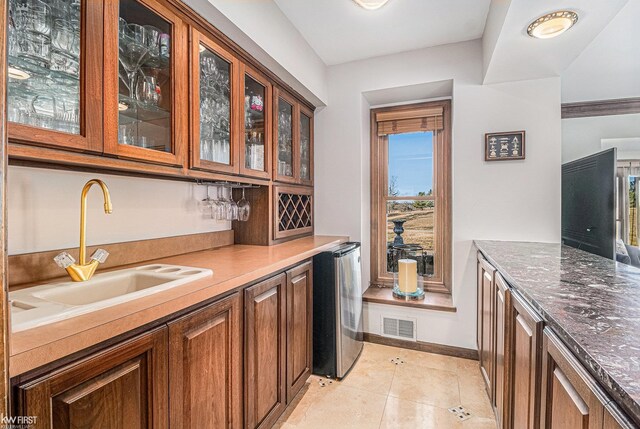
[527,10,578,39]
[352,0,390,11]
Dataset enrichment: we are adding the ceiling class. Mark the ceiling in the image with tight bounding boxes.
[483,0,630,84]
[273,0,492,65]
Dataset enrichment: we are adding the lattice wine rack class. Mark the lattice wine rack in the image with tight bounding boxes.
[275,186,313,239]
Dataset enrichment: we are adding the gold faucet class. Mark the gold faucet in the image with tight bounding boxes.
[54,179,113,282]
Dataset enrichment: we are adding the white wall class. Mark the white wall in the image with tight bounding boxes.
[315,39,561,350]
[8,167,230,255]
[561,0,640,103]
[562,114,640,162]
[185,0,328,106]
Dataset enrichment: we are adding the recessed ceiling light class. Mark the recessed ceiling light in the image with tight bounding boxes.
[8,66,30,80]
[527,10,578,39]
[353,0,390,11]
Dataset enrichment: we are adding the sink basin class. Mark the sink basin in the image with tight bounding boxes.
[9,264,213,332]
[34,272,178,305]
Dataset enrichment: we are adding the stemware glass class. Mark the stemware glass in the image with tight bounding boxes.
[119,22,149,99]
[227,187,239,221]
[238,188,251,222]
[198,186,214,214]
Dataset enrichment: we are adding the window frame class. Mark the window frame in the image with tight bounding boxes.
[370,100,452,293]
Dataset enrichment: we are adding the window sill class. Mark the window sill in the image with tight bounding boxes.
[363,287,456,312]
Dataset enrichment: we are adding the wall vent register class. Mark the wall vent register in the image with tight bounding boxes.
[381,315,416,341]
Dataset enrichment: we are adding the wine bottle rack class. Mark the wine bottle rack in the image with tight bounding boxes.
[274,185,313,240]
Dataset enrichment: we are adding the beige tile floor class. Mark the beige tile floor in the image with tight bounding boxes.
[275,342,497,429]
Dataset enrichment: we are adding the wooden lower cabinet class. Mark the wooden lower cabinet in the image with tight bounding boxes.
[494,273,510,429]
[244,274,287,429]
[13,260,315,429]
[15,328,168,429]
[508,291,543,429]
[541,328,609,429]
[478,255,496,400]
[168,293,242,429]
[286,261,313,402]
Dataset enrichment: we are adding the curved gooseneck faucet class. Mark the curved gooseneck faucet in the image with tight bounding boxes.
[54,179,113,282]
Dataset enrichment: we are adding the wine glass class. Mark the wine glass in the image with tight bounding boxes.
[227,187,238,221]
[238,188,251,221]
[119,23,149,99]
[198,185,214,215]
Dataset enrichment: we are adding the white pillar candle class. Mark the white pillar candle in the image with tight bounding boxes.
[398,259,418,294]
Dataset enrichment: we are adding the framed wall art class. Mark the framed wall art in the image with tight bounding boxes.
[485,131,525,161]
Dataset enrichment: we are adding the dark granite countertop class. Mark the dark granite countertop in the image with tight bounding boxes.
[474,241,640,426]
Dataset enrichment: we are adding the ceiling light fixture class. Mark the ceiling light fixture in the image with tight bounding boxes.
[352,0,390,11]
[527,10,578,39]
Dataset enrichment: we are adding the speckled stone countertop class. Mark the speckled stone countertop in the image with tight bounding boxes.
[474,241,640,425]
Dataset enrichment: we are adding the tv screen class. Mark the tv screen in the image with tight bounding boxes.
[562,148,616,259]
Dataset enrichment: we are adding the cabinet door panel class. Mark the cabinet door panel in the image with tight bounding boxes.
[189,28,240,174]
[494,273,510,428]
[16,328,168,429]
[510,292,543,429]
[245,274,287,429]
[104,0,188,167]
[273,88,297,184]
[541,328,606,429]
[478,257,495,399]
[240,64,272,179]
[298,105,313,186]
[7,0,103,153]
[286,261,313,402]
[168,293,242,429]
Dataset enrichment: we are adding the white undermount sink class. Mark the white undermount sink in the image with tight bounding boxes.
[9,264,213,333]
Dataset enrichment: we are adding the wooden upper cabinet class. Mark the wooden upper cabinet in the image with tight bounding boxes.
[189,27,241,175]
[273,87,314,186]
[274,88,298,184]
[103,0,188,167]
[168,293,242,429]
[540,328,608,429]
[298,104,314,186]
[286,261,313,402]
[239,63,272,179]
[7,0,103,153]
[15,328,168,429]
[244,274,287,429]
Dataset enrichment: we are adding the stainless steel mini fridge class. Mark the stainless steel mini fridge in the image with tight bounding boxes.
[313,242,364,379]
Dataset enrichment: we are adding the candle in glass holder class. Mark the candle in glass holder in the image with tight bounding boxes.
[398,259,418,294]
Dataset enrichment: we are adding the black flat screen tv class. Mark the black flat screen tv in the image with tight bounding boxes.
[561,148,616,259]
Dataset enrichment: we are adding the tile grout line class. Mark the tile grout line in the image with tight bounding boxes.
[378,357,397,429]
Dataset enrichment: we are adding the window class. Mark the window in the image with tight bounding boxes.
[370,101,451,292]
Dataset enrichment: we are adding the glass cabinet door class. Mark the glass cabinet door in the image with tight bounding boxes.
[239,65,271,179]
[189,29,239,174]
[6,0,102,152]
[104,0,187,166]
[274,89,296,183]
[299,106,313,185]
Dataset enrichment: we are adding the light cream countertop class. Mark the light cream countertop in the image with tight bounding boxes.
[10,235,348,377]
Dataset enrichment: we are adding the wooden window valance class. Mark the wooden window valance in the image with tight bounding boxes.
[375,106,444,136]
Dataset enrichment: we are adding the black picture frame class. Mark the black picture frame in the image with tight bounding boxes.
[485,131,526,161]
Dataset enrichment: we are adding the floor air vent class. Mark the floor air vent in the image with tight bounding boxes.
[381,315,417,341]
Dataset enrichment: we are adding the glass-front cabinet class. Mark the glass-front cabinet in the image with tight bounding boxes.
[239,64,271,179]
[104,0,187,166]
[274,88,296,184]
[274,88,314,185]
[6,0,102,152]
[299,105,313,186]
[189,28,239,174]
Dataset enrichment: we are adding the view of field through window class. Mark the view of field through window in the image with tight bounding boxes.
[386,132,435,251]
